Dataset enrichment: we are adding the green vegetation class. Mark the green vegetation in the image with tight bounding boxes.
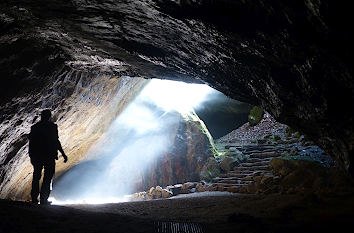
[270,134,281,141]
[248,106,264,126]
[285,126,297,138]
[200,157,221,181]
[293,131,301,138]
[184,110,220,157]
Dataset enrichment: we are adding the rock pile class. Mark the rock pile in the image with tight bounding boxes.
[130,186,173,201]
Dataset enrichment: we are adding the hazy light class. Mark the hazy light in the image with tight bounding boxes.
[51,79,214,204]
[140,79,213,113]
[49,196,130,205]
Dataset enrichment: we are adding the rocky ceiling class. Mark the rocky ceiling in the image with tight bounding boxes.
[0,0,353,173]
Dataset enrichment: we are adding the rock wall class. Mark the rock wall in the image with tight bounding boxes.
[0,0,353,180]
[0,70,146,200]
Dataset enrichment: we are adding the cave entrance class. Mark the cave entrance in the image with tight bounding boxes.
[50,79,251,204]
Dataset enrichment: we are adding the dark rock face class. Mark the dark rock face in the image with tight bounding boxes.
[194,90,252,139]
[0,0,353,178]
[141,112,214,190]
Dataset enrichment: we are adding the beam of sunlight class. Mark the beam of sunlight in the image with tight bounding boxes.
[51,79,214,204]
[49,196,131,205]
[140,79,213,114]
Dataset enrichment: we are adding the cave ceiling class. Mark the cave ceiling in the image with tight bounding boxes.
[0,0,353,171]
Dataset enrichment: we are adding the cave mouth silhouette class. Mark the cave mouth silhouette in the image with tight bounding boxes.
[50,79,252,205]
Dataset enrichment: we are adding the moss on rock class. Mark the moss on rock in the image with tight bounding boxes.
[200,157,221,181]
[248,106,264,126]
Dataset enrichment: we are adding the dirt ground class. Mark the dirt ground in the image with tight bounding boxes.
[1,191,354,233]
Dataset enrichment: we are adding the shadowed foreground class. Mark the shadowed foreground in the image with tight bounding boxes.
[1,192,354,233]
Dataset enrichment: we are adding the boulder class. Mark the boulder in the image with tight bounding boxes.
[148,187,162,199]
[181,182,197,194]
[200,157,221,181]
[219,156,235,172]
[161,189,173,198]
[196,183,207,192]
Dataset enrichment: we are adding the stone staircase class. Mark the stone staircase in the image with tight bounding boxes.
[131,137,335,200]
[211,143,282,193]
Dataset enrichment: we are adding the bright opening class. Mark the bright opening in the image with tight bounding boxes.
[140,79,213,114]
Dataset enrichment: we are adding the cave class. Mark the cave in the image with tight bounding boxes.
[1,0,354,233]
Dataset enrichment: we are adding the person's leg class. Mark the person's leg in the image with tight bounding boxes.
[31,162,42,203]
[40,160,55,204]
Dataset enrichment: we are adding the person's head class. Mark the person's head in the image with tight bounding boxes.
[41,109,52,122]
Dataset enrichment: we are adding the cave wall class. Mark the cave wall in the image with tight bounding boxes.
[0,68,146,200]
[0,0,353,187]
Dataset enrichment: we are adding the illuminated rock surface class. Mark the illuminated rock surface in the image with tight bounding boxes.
[0,73,146,200]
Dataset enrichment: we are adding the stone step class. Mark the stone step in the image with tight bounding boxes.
[215,179,243,184]
[218,173,249,178]
[209,182,250,192]
[240,146,278,150]
[246,157,273,163]
[212,182,249,187]
[216,175,262,183]
[213,176,244,181]
[238,161,270,167]
[240,145,278,149]
[215,177,254,183]
[240,176,255,182]
[225,170,265,176]
[233,165,272,172]
[217,143,278,149]
[227,185,247,193]
[249,152,280,159]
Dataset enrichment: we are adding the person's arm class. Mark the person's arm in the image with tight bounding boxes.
[58,140,68,163]
[55,124,68,163]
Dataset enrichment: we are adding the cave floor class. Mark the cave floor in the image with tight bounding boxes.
[1,191,354,233]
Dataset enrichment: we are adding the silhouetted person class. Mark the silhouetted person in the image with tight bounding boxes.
[29,109,68,205]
